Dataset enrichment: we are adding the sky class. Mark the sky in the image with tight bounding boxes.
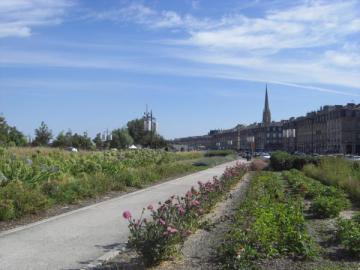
[0,0,360,139]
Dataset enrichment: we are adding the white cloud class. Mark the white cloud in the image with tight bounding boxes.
[185,1,360,51]
[0,0,73,38]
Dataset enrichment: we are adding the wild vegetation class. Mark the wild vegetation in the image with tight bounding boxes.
[303,157,360,203]
[0,147,235,221]
[123,162,247,266]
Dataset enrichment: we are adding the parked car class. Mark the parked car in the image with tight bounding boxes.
[65,147,78,153]
[260,152,271,160]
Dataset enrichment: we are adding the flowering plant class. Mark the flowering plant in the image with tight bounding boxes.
[123,162,247,266]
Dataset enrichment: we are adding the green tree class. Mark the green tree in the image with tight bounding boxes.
[33,121,53,146]
[71,132,93,150]
[127,119,145,145]
[110,128,134,149]
[0,116,27,146]
[93,133,103,149]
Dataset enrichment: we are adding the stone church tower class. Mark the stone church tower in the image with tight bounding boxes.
[262,84,271,127]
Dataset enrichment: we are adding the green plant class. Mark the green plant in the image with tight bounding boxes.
[0,180,49,217]
[217,172,318,269]
[0,199,15,220]
[270,151,318,171]
[337,217,360,255]
[310,195,350,218]
[303,157,360,203]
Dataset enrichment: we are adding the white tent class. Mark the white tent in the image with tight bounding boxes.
[129,145,137,149]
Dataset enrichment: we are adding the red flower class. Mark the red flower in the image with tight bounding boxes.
[147,204,154,211]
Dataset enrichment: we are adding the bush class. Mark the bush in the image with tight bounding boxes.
[204,150,235,157]
[270,151,318,171]
[0,180,49,217]
[337,217,360,255]
[310,195,350,218]
[0,199,15,220]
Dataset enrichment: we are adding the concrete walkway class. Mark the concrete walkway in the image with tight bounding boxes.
[0,160,240,270]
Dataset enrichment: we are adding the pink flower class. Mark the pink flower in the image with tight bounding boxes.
[159,218,166,225]
[178,206,185,215]
[122,210,132,220]
[147,204,154,211]
[192,200,200,206]
[167,226,178,234]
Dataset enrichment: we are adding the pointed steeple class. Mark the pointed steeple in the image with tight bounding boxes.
[262,84,271,126]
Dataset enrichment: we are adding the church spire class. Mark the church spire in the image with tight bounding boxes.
[262,84,271,126]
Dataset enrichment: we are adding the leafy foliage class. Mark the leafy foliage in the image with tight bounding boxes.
[52,130,93,150]
[217,172,318,269]
[310,195,350,218]
[33,121,53,146]
[0,116,27,147]
[270,151,318,171]
[110,128,133,149]
[283,170,350,218]
[0,148,234,221]
[337,215,360,255]
[303,157,360,203]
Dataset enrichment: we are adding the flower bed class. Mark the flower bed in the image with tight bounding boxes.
[217,172,318,269]
[123,162,248,266]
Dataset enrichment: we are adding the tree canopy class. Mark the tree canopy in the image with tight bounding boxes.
[33,121,53,146]
[0,116,27,146]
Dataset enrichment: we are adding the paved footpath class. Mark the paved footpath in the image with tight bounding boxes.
[0,160,241,270]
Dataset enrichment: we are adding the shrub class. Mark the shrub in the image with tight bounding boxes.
[0,199,15,220]
[337,217,360,255]
[310,195,350,218]
[0,180,49,217]
[270,151,318,171]
[204,150,235,157]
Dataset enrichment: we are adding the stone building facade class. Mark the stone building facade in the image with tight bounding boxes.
[171,87,360,155]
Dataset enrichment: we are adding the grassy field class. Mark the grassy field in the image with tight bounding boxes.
[0,147,236,221]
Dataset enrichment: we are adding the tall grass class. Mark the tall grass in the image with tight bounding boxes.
[0,147,235,221]
[303,157,360,203]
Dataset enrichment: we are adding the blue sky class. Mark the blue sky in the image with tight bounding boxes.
[1,0,360,139]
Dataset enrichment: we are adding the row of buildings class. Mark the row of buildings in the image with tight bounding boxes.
[171,86,360,155]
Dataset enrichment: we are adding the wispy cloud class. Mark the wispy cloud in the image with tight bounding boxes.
[0,0,74,38]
